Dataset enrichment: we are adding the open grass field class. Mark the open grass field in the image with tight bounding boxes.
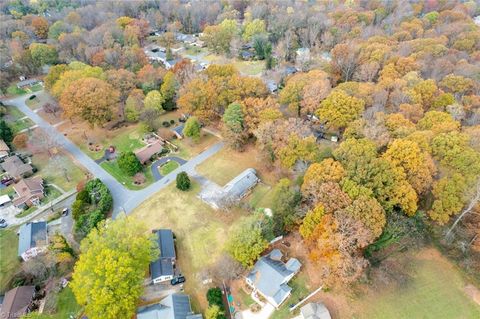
[348,249,480,319]
[247,183,275,209]
[232,60,265,76]
[131,182,248,310]
[196,146,275,186]
[0,229,20,293]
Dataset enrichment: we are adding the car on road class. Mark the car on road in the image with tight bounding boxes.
[0,219,8,228]
[61,208,69,216]
[170,275,185,285]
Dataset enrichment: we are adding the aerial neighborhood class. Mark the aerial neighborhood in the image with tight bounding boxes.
[1,1,480,319]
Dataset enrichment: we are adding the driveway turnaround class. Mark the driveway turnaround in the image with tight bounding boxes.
[3,93,224,216]
[151,156,187,181]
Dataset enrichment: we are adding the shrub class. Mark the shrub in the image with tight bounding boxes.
[170,119,175,124]
[207,288,224,310]
[12,133,28,149]
[176,172,191,191]
[162,121,171,127]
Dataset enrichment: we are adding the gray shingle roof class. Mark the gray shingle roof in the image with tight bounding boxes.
[223,168,259,198]
[300,302,332,319]
[151,229,176,280]
[18,221,47,256]
[246,250,301,307]
[137,293,195,319]
[172,124,185,137]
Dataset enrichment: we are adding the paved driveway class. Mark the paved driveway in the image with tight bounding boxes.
[151,156,187,181]
[2,93,224,216]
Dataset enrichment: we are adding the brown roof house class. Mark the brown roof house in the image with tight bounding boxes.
[0,286,35,319]
[135,140,164,164]
[13,177,44,208]
[0,139,10,159]
[1,155,33,179]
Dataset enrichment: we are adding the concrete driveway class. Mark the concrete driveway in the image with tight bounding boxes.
[238,303,275,319]
[0,204,22,226]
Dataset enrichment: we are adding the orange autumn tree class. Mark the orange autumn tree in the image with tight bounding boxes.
[60,78,120,126]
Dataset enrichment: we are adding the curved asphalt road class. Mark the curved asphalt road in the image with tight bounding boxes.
[3,93,223,217]
[151,156,187,181]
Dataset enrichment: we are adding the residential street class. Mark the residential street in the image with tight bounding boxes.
[2,93,224,216]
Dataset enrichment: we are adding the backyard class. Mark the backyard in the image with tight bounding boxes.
[26,287,82,319]
[0,228,21,293]
[130,182,248,310]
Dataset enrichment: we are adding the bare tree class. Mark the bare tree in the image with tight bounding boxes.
[446,179,480,241]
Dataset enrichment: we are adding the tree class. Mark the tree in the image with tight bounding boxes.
[44,64,68,90]
[105,69,138,102]
[243,19,266,41]
[277,135,320,168]
[117,152,142,176]
[202,19,239,54]
[417,111,460,133]
[125,89,145,122]
[29,43,57,66]
[331,42,362,82]
[302,159,346,196]
[144,90,164,112]
[271,179,301,235]
[160,71,177,111]
[31,16,49,39]
[440,74,474,98]
[12,133,28,149]
[71,217,158,319]
[316,90,365,130]
[344,196,386,238]
[60,78,119,126]
[252,34,272,60]
[407,79,438,110]
[226,225,268,267]
[241,97,282,134]
[299,204,325,240]
[0,121,13,144]
[383,139,436,194]
[183,117,201,142]
[223,103,247,150]
[205,305,224,319]
[176,172,191,191]
[429,174,467,224]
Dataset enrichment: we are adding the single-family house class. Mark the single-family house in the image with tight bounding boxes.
[300,302,332,319]
[246,249,301,309]
[13,177,44,208]
[241,50,255,60]
[18,221,48,261]
[199,168,259,210]
[16,79,41,89]
[0,286,35,319]
[171,124,185,139]
[151,229,176,284]
[1,155,33,180]
[137,293,202,319]
[0,139,10,159]
[134,140,164,164]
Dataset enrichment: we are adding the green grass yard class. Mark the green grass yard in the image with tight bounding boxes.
[5,85,27,96]
[271,273,310,319]
[24,287,82,319]
[101,160,153,190]
[351,255,480,319]
[3,105,35,133]
[10,117,35,134]
[0,229,21,293]
[247,183,275,209]
[159,160,179,175]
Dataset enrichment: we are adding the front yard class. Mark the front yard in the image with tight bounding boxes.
[3,105,35,134]
[100,160,154,190]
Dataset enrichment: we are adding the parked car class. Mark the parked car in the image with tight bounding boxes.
[170,275,186,285]
[61,208,69,216]
[1,177,14,186]
[0,219,7,228]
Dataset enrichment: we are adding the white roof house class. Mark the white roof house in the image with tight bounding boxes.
[0,194,11,206]
[246,249,301,309]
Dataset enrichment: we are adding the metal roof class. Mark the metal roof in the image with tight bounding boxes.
[137,293,195,319]
[223,168,259,198]
[150,229,176,280]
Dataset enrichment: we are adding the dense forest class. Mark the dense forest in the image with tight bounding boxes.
[1,0,480,315]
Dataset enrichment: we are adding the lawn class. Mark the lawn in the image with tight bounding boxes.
[171,132,219,159]
[232,59,265,76]
[159,160,180,175]
[131,182,248,309]
[349,251,480,319]
[0,229,21,293]
[271,273,310,319]
[0,185,15,197]
[26,96,41,108]
[26,287,82,319]
[10,117,35,134]
[5,84,27,96]
[100,160,153,190]
[15,205,37,218]
[31,152,86,191]
[247,183,275,209]
[196,147,275,186]
[3,105,35,133]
